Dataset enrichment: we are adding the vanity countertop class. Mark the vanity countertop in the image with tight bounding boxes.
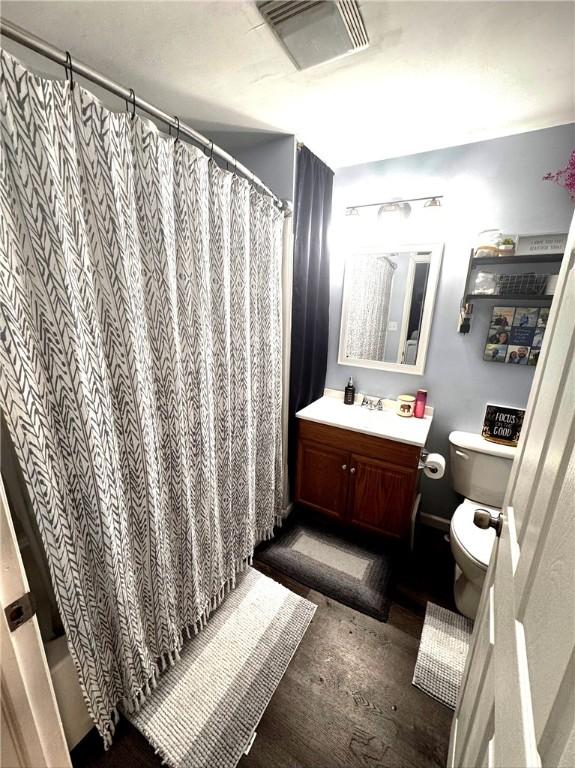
[296,395,433,448]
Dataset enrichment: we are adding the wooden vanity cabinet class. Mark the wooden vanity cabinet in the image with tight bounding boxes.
[296,440,349,521]
[295,420,420,539]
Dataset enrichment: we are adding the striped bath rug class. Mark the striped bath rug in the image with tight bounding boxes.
[412,602,473,709]
[256,515,393,621]
[126,567,315,768]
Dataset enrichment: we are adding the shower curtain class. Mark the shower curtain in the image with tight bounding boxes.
[288,146,333,489]
[0,50,283,746]
[345,254,397,361]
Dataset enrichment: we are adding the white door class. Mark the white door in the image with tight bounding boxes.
[0,476,71,768]
[448,216,575,768]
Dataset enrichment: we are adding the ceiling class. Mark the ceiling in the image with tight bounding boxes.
[2,1,574,168]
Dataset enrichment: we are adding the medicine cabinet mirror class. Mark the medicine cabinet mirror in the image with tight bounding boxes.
[338,243,443,375]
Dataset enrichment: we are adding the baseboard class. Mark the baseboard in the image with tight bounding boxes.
[419,512,450,532]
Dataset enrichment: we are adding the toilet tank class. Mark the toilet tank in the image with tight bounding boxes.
[449,431,517,507]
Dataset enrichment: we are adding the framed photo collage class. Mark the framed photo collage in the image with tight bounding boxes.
[484,305,548,366]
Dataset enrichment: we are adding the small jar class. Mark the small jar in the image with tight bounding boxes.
[475,229,502,257]
[397,395,415,417]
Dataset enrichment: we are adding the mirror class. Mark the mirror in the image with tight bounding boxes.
[338,243,443,375]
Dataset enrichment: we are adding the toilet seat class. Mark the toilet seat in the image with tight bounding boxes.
[450,499,497,569]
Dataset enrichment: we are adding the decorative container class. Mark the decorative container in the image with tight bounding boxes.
[498,240,516,256]
[397,395,415,417]
[414,389,427,419]
[474,229,502,258]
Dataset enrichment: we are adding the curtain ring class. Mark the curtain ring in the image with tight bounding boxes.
[173,116,180,142]
[209,141,214,162]
[64,51,74,91]
[125,88,136,120]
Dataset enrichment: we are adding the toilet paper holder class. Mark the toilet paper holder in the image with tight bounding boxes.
[418,449,430,470]
[418,450,446,479]
[419,450,438,473]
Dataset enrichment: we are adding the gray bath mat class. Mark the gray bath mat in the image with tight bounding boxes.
[412,601,473,709]
[126,567,315,768]
[256,517,393,621]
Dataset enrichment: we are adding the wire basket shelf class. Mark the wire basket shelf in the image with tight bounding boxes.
[495,273,548,296]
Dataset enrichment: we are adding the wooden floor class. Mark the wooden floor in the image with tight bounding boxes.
[72,527,454,768]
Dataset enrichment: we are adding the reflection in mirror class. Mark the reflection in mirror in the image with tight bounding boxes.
[343,253,398,362]
[402,261,430,364]
[338,244,442,375]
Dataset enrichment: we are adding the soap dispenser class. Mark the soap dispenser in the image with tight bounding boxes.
[344,377,355,405]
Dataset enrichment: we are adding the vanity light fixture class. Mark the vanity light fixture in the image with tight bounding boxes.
[378,203,399,216]
[378,201,411,219]
[348,195,443,213]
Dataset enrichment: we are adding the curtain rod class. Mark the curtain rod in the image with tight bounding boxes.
[0,18,285,210]
[347,195,443,211]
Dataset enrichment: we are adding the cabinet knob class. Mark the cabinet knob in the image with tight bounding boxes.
[350,467,356,474]
[342,464,347,470]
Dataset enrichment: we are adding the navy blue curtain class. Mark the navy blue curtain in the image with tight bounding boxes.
[288,146,334,488]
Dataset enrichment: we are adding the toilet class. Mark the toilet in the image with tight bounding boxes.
[448,430,517,619]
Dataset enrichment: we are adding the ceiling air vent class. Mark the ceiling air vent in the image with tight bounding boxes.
[257,1,369,70]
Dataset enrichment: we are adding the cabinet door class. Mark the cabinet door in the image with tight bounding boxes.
[348,453,417,538]
[295,439,350,520]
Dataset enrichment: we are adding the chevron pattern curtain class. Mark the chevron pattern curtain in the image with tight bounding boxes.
[345,254,397,361]
[0,50,283,745]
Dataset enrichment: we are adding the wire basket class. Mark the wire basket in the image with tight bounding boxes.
[495,273,548,297]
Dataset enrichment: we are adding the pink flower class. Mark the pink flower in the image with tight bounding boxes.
[543,150,575,199]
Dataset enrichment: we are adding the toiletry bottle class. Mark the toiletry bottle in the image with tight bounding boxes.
[344,377,355,405]
[414,389,427,419]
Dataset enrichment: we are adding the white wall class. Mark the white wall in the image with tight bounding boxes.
[327,124,575,520]
[211,131,296,204]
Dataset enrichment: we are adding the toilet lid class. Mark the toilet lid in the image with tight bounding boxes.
[451,500,497,567]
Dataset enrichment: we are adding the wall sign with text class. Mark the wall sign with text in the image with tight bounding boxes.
[515,233,567,256]
[482,404,525,446]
